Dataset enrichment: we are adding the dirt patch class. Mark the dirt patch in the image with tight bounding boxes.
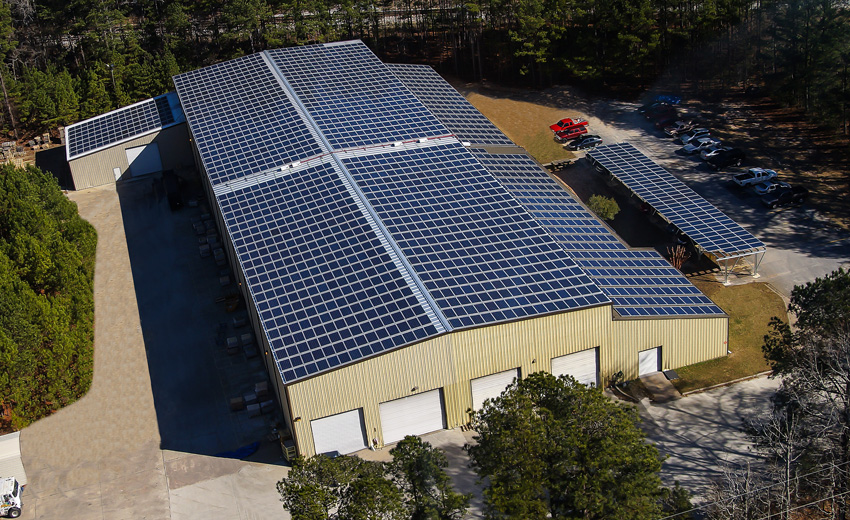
[447,79,578,164]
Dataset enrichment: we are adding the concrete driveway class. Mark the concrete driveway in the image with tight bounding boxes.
[640,376,781,501]
[18,183,288,520]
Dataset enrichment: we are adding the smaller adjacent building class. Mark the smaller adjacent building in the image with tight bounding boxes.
[64,92,193,190]
[0,432,26,486]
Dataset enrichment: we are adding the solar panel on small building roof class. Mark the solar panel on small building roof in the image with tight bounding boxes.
[476,151,725,318]
[387,64,514,147]
[587,143,765,260]
[65,91,183,160]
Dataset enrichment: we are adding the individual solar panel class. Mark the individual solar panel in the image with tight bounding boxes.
[266,42,450,150]
[387,64,514,146]
[587,143,765,258]
[475,151,724,317]
[154,95,176,126]
[341,141,610,328]
[173,53,326,186]
[66,92,181,160]
[215,163,439,384]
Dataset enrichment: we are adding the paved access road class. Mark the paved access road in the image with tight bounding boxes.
[18,183,288,520]
[640,376,781,502]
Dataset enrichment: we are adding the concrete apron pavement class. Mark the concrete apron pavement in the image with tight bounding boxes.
[639,375,781,502]
[18,184,288,520]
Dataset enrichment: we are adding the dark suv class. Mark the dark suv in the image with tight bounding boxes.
[761,186,809,208]
[566,134,603,151]
[707,148,745,170]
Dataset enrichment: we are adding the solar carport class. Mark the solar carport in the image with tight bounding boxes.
[167,40,731,457]
[588,143,767,284]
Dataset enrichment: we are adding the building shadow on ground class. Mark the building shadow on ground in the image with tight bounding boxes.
[116,171,285,462]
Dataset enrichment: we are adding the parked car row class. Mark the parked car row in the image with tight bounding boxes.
[550,117,589,142]
[733,168,809,208]
[673,127,747,169]
[639,95,808,209]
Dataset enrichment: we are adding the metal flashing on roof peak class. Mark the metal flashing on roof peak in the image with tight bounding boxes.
[261,48,451,336]
[173,52,326,186]
[265,43,450,150]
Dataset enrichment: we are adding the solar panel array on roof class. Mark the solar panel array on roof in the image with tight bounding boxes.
[387,64,514,147]
[216,162,441,383]
[175,40,725,383]
[266,43,449,150]
[342,141,609,327]
[587,143,765,259]
[66,92,182,160]
[173,53,326,186]
[476,152,724,317]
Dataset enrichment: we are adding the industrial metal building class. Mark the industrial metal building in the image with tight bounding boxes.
[65,92,194,190]
[164,40,754,457]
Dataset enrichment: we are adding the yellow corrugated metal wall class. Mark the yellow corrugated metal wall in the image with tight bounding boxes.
[287,307,729,456]
[289,306,613,456]
[69,124,194,190]
[608,316,729,382]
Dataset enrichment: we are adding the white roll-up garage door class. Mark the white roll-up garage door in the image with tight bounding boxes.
[551,348,598,387]
[471,368,519,410]
[311,408,367,456]
[125,143,163,177]
[639,347,661,376]
[379,389,445,445]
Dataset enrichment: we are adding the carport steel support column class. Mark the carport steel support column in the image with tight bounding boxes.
[752,251,766,277]
[723,257,741,285]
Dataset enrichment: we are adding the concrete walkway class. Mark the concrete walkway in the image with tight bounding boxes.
[18,184,288,520]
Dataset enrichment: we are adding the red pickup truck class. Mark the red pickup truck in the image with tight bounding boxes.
[550,118,589,142]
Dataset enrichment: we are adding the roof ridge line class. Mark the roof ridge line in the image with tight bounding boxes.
[260,50,452,335]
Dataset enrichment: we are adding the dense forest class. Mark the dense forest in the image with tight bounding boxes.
[0,164,96,430]
[0,0,846,137]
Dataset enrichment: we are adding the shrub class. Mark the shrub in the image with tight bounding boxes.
[587,194,620,221]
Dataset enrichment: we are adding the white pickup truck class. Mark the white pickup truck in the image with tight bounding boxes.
[0,477,22,518]
[733,167,777,187]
